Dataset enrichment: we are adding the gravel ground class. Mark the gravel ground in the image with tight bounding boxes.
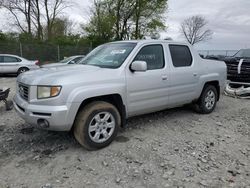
[0,76,249,188]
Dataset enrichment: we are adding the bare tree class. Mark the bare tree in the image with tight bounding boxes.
[1,0,33,34]
[0,0,69,40]
[31,0,43,40]
[181,15,213,45]
[44,0,69,40]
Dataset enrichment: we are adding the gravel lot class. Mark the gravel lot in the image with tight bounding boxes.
[0,76,249,188]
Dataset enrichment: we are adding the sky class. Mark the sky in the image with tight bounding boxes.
[1,0,250,50]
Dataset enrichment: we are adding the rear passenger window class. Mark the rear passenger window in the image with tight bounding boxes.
[4,56,19,63]
[169,45,192,67]
[134,45,165,70]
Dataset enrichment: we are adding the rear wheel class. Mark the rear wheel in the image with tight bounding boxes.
[17,67,29,75]
[194,85,218,114]
[73,101,121,150]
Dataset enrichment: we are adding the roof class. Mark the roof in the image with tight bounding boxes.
[0,54,21,57]
[109,39,189,45]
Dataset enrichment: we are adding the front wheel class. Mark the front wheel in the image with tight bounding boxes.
[73,101,121,150]
[194,85,218,114]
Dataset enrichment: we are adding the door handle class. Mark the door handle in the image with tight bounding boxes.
[193,73,198,77]
[162,75,168,80]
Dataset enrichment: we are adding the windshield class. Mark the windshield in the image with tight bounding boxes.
[79,43,137,68]
[59,57,74,64]
[234,49,250,58]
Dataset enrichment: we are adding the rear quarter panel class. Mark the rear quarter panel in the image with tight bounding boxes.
[196,59,227,99]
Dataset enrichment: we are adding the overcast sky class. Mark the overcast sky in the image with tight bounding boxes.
[1,0,250,50]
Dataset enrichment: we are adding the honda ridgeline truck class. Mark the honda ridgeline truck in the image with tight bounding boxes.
[14,40,227,150]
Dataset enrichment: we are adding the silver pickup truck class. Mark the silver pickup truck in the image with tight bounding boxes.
[14,40,227,150]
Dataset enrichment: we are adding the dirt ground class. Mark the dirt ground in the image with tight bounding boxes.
[0,76,249,188]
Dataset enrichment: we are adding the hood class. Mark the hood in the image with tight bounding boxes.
[223,56,250,63]
[17,64,108,85]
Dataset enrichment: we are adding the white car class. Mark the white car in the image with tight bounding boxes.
[41,55,85,68]
[0,54,40,75]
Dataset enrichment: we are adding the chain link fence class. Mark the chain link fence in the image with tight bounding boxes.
[0,41,240,62]
[0,42,92,63]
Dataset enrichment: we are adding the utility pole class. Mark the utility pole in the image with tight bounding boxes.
[57,45,60,61]
[19,42,23,57]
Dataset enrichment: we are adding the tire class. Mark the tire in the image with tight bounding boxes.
[17,67,29,75]
[194,85,218,114]
[73,101,121,150]
[6,100,14,111]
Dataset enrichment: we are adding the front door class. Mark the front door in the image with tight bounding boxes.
[126,44,170,117]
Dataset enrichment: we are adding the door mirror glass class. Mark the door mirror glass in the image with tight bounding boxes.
[131,61,147,72]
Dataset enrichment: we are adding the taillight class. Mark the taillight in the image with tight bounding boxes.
[35,60,40,66]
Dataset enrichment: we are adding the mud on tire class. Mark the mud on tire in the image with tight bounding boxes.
[73,101,121,150]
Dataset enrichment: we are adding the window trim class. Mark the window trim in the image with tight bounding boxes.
[3,56,20,63]
[132,44,166,71]
[169,44,193,68]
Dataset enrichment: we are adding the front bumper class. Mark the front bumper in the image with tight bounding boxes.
[13,94,73,131]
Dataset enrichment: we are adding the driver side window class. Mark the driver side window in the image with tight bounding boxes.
[133,45,165,70]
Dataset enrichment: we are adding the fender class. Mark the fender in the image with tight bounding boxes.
[195,73,221,99]
[65,83,127,126]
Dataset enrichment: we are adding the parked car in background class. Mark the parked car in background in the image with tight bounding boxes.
[14,40,226,150]
[41,55,85,68]
[0,54,40,75]
[204,49,250,83]
[223,49,250,98]
[223,49,250,83]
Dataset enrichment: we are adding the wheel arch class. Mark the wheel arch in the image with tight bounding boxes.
[17,66,29,73]
[202,80,220,101]
[72,94,126,131]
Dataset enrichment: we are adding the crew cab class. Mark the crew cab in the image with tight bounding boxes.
[13,40,227,150]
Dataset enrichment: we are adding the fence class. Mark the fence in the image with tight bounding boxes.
[0,41,240,61]
[198,50,238,57]
[0,42,92,62]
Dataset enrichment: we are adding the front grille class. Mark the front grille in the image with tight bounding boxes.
[18,83,29,101]
[226,61,250,83]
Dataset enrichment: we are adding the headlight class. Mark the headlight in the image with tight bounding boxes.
[37,86,61,99]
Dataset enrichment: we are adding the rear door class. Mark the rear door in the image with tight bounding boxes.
[167,44,199,106]
[126,44,170,116]
[2,56,22,73]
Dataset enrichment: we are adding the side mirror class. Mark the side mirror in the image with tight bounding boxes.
[131,61,147,72]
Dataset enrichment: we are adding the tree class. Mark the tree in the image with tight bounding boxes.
[0,0,69,40]
[84,0,168,44]
[83,0,116,46]
[31,0,43,40]
[44,0,69,40]
[133,0,167,39]
[0,0,33,34]
[180,15,213,45]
